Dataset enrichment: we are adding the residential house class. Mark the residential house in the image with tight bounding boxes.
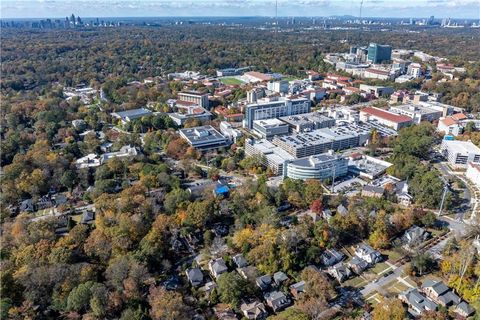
[232,254,248,269]
[421,280,461,307]
[214,304,238,320]
[395,180,413,206]
[399,288,437,316]
[354,244,382,265]
[401,226,430,250]
[327,263,352,283]
[240,301,268,320]
[256,275,273,291]
[454,301,475,318]
[321,249,345,267]
[80,210,95,224]
[273,271,288,286]
[19,199,35,213]
[185,268,204,287]
[361,185,385,198]
[264,291,291,313]
[208,258,228,279]
[75,154,101,169]
[290,281,305,299]
[348,256,369,274]
[238,266,259,282]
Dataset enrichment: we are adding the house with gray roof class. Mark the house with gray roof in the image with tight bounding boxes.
[232,254,248,268]
[327,263,352,283]
[185,268,204,287]
[421,280,461,307]
[273,271,288,286]
[454,301,475,318]
[80,210,95,224]
[290,281,305,299]
[264,291,291,313]
[399,288,437,316]
[208,258,228,279]
[354,243,382,265]
[321,249,345,267]
[401,225,430,250]
[256,275,273,291]
[348,256,369,274]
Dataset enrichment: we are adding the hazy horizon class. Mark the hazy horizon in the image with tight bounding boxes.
[2,0,480,20]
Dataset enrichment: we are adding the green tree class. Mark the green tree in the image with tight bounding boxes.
[216,272,255,308]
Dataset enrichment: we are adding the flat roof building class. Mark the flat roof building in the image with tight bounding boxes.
[168,107,212,126]
[272,123,370,158]
[390,104,442,124]
[279,112,336,133]
[367,43,392,63]
[441,140,480,167]
[179,125,230,150]
[244,96,311,129]
[245,138,295,175]
[360,107,412,131]
[252,118,290,138]
[111,108,153,123]
[178,91,210,109]
[285,151,348,181]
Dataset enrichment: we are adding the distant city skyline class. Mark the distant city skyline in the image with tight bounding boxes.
[1,0,480,19]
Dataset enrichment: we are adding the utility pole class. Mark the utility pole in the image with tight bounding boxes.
[438,182,449,216]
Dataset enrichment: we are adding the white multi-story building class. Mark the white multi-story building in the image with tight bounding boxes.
[245,139,294,175]
[267,80,289,94]
[252,119,290,138]
[284,151,348,181]
[390,104,443,124]
[219,121,242,142]
[441,140,480,167]
[244,96,311,129]
[178,91,210,109]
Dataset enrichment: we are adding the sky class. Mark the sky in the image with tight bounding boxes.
[1,0,480,19]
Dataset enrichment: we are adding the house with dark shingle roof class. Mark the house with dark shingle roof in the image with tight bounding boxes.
[208,258,228,279]
[185,268,204,287]
[256,275,272,291]
[421,280,460,307]
[232,254,248,269]
[264,291,291,313]
[399,288,437,316]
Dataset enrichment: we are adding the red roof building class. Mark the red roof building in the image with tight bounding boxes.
[360,107,412,131]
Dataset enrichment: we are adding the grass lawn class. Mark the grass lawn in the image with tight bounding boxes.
[343,276,366,288]
[381,279,409,295]
[382,248,403,262]
[371,262,390,275]
[220,77,244,85]
[71,214,82,223]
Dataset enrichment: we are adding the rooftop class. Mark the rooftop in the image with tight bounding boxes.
[361,107,412,123]
[179,125,227,144]
[253,118,288,129]
[443,140,480,154]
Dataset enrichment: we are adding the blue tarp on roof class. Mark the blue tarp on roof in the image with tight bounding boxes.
[215,185,230,195]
